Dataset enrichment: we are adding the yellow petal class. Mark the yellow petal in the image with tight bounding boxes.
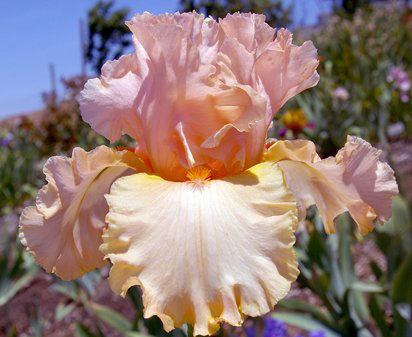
[265,136,398,235]
[101,162,298,335]
[19,146,147,280]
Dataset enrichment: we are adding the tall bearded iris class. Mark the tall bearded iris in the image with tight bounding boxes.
[19,12,398,335]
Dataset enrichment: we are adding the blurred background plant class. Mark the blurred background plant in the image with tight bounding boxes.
[0,1,411,336]
[274,2,412,157]
[86,1,132,74]
[179,0,292,27]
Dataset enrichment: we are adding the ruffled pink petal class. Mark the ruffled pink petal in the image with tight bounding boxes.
[265,136,398,234]
[220,13,274,53]
[178,70,267,175]
[125,12,271,179]
[79,12,319,180]
[126,12,205,77]
[19,146,147,280]
[254,28,320,124]
[217,37,255,85]
[216,13,273,85]
[79,53,147,143]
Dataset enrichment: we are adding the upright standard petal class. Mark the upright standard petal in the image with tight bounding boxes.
[265,136,398,234]
[19,146,147,280]
[254,28,320,124]
[79,12,320,180]
[101,162,298,335]
[219,13,274,54]
[78,53,148,143]
[125,12,270,180]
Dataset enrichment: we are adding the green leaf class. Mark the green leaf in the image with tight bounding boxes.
[369,294,393,337]
[77,271,101,296]
[337,216,356,288]
[357,328,375,337]
[369,261,383,281]
[378,196,412,253]
[395,303,411,321]
[295,95,315,121]
[326,234,346,299]
[74,323,101,337]
[296,265,342,320]
[271,312,341,337]
[51,282,79,301]
[392,253,412,337]
[55,302,76,321]
[278,299,333,326]
[348,290,370,327]
[350,281,385,293]
[307,230,328,269]
[29,307,43,337]
[125,332,150,337]
[0,266,37,306]
[89,302,132,333]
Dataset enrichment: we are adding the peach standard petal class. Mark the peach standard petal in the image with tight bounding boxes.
[125,12,269,180]
[265,136,398,234]
[254,28,320,124]
[79,53,148,143]
[220,13,274,54]
[79,12,319,180]
[19,146,147,280]
[101,162,298,335]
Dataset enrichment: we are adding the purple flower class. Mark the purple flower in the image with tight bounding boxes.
[246,325,256,337]
[399,79,411,92]
[388,66,411,94]
[388,66,408,83]
[309,331,326,337]
[401,94,409,103]
[263,318,288,337]
[246,318,289,337]
[0,133,13,146]
[307,121,316,129]
[332,87,349,101]
[387,122,405,138]
[278,127,287,138]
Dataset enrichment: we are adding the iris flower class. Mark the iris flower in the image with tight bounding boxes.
[19,12,398,335]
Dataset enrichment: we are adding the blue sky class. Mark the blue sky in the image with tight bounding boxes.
[0,0,331,118]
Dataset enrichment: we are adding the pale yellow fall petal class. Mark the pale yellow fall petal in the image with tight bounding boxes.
[19,146,148,280]
[101,162,298,335]
[265,136,398,235]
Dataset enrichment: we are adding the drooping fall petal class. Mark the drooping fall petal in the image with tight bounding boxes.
[265,136,398,234]
[79,12,319,180]
[19,146,147,280]
[101,162,298,335]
